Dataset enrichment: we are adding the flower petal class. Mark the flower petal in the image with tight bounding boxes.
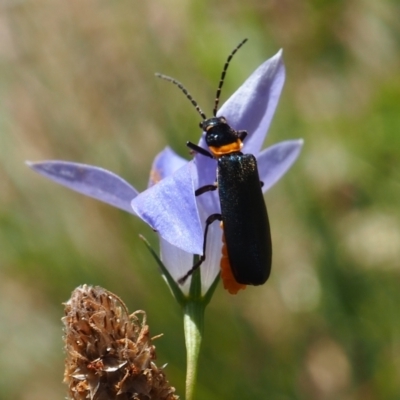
[159,237,193,295]
[27,160,139,214]
[193,155,220,212]
[196,208,222,294]
[257,139,304,192]
[131,161,203,255]
[194,50,286,199]
[217,49,285,154]
[160,223,222,296]
[148,147,188,187]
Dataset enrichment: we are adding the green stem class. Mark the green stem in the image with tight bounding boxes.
[140,235,220,399]
[183,300,204,400]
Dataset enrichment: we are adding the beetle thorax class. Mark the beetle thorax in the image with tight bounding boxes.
[201,116,243,157]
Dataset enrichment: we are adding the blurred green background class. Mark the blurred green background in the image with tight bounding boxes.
[1,0,400,399]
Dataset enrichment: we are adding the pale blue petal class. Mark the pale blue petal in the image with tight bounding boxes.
[196,206,222,294]
[193,153,218,196]
[257,139,304,192]
[131,161,203,255]
[217,50,285,154]
[193,156,220,215]
[194,50,285,195]
[159,208,223,296]
[159,236,193,295]
[27,160,139,214]
[148,146,188,187]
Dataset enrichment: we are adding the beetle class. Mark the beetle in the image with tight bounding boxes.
[156,39,272,294]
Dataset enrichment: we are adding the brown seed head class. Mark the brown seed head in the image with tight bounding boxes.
[63,285,179,400]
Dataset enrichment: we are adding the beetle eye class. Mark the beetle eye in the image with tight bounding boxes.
[199,122,203,129]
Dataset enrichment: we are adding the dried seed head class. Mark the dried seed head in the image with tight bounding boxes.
[63,285,179,400]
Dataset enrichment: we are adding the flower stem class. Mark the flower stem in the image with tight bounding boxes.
[183,300,204,400]
[183,266,205,400]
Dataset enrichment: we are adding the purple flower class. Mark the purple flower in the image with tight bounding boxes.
[28,49,303,296]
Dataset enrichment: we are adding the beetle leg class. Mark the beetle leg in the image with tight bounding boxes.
[178,213,222,284]
[186,141,213,158]
[195,184,217,196]
[237,130,247,141]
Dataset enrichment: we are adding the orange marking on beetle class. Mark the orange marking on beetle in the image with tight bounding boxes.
[220,229,246,295]
[209,139,243,157]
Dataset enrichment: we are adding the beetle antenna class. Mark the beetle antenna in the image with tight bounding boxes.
[213,38,248,117]
[156,73,207,121]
